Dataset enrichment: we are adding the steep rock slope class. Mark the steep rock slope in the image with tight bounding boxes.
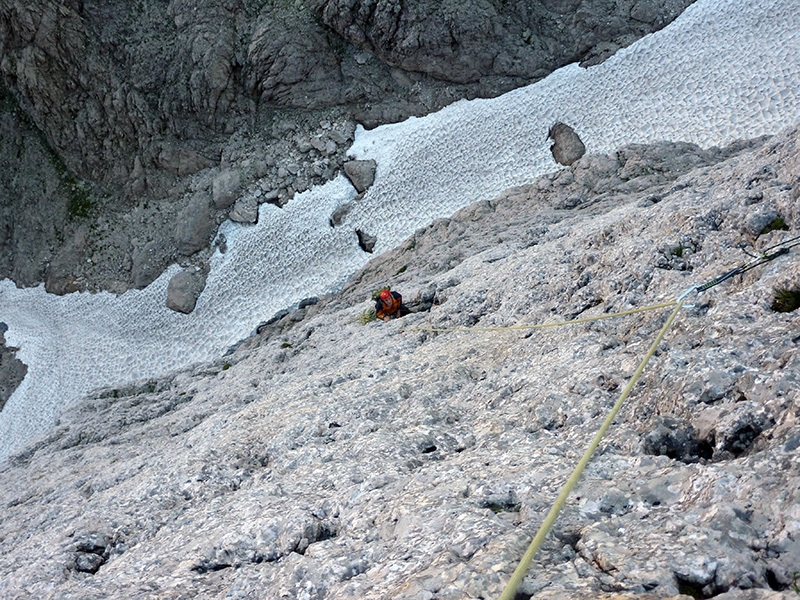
[0,0,694,293]
[0,126,798,599]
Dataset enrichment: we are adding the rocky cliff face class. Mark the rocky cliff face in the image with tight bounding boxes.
[0,125,797,599]
[0,0,694,295]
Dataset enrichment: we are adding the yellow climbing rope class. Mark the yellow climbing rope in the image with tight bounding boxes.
[496,295,687,600]
[412,300,678,334]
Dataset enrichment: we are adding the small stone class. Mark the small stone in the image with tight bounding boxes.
[75,552,104,573]
[310,137,327,152]
[356,229,377,253]
[329,202,354,227]
[329,130,347,145]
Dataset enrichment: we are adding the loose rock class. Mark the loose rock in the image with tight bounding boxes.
[549,121,587,166]
[165,267,208,314]
[229,197,259,224]
[344,160,377,193]
[212,170,241,210]
[174,192,215,257]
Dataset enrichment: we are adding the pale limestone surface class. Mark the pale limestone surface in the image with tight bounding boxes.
[0,124,798,599]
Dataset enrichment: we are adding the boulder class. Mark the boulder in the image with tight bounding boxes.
[329,201,354,227]
[0,327,27,412]
[131,239,172,289]
[356,229,377,253]
[343,160,377,193]
[174,192,215,257]
[212,170,241,210]
[165,267,207,314]
[549,121,586,166]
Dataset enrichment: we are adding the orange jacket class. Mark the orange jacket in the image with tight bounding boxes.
[376,292,403,320]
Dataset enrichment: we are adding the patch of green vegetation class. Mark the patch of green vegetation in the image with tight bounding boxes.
[280,342,293,349]
[394,265,408,276]
[66,179,95,219]
[772,288,800,313]
[671,244,684,258]
[358,308,377,325]
[222,363,231,371]
[760,216,789,236]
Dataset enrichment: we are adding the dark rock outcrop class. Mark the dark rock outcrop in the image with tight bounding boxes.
[312,0,694,84]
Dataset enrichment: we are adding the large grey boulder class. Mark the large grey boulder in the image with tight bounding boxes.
[549,121,586,166]
[212,170,241,210]
[131,239,173,289]
[174,192,215,257]
[165,267,208,314]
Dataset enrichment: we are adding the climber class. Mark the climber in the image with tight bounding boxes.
[374,288,407,321]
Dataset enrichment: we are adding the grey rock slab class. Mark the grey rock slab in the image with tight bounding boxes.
[131,238,174,289]
[174,192,216,257]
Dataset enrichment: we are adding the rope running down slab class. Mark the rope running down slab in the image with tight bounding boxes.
[496,296,687,600]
